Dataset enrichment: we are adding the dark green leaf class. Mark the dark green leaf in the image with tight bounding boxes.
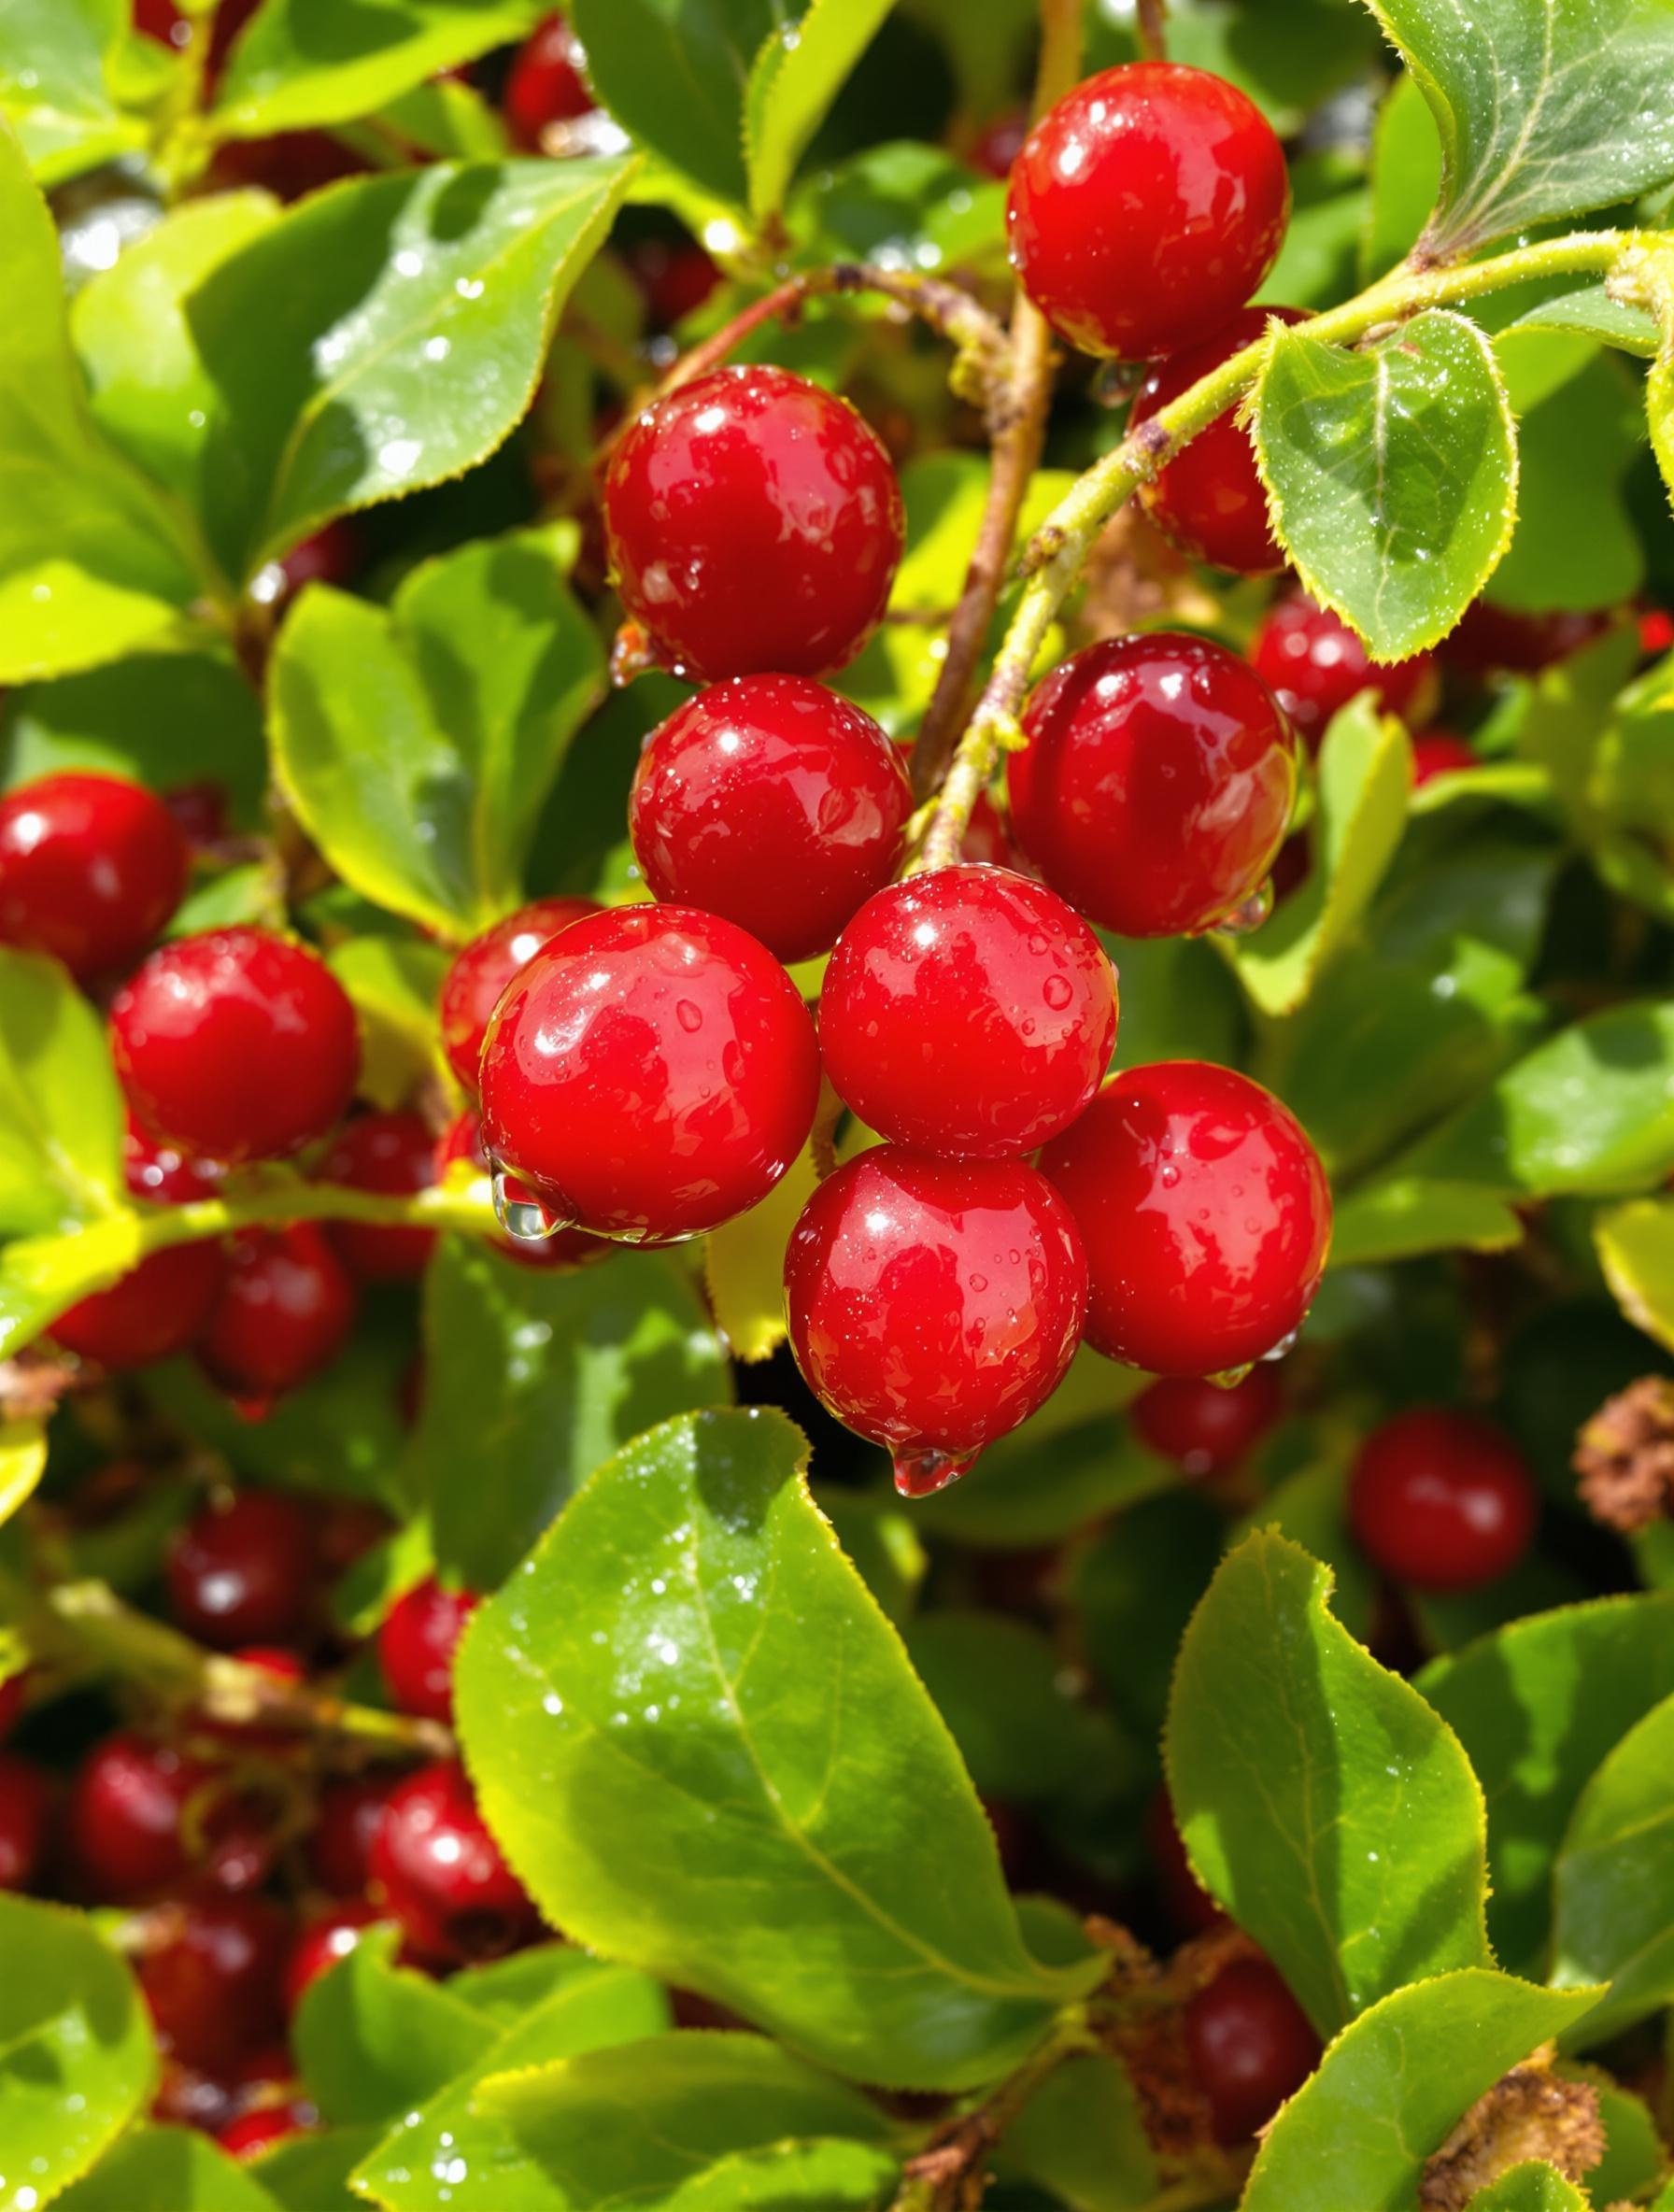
[294,1923,487,2128]
[996,2049,1160,2212]
[818,1493,926,1626]
[1361,72,1440,283]
[250,2127,382,2212]
[0,0,146,183]
[56,2126,284,2212]
[1076,1489,1226,1748]
[0,947,127,1238]
[568,0,774,205]
[745,0,895,221]
[1563,2063,1666,2204]
[1551,1692,1674,2041]
[911,1399,1168,1552]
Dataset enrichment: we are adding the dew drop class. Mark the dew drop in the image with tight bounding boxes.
[675,999,703,1032]
[892,1444,978,1496]
[1210,879,1275,938]
[1043,973,1073,1011]
[490,1165,575,1244]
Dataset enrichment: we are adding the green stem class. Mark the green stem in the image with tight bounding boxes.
[133,1172,500,1257]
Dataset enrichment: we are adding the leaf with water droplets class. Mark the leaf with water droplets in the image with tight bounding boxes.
[744,0,897,221]
[53,2125,285,2212]
[1465,2166,1588,2212]
[0,0,150,185]
[568,0,775,206]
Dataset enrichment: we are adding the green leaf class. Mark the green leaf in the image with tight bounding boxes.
[294,1923,487,2128]
[911,1397,1168,1552]
[1241,1970,1602,2212]
[1491,346,1644,615]
[408,1238,731,1590]
[1504,285,1660,360]
[1328,1176,1525,1268]
[1075,1489,1226,1748]
[1551,1692,1674,2041]
[1227,696,1412,1019]
[0,1216,145,1360]
[1228,1458,1377,1642]
[788,141,1004,279]
[0,0,145,184]
[1418,1593,1674,1969]
[1361,71,1441,283]
[0,1893,157,2212]
[1596,1196,1674,1353]
[56,2126,285,2212]
[272,527,603,935]
[745,0,895,221]
[568,0,774,205]
[1366,0,1674,258]
[457,1408,1100,2091]
[0,947,127,1238]
[0,1416,46,1528]
[187,156,635,578]
[248,2128,381,2212]
[474,2033,900,2209]
[0,121,205,682]
[1565,2064,1667,2203]
[1166,1530,1492,2037]
[326,935,451,1112]
[211,0,549,138]
[1465,2164,1588,2212]
[996,2049,1160,2212]
[1253,311,1518,661]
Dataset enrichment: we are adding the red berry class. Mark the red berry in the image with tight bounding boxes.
[0,1671,26,1741]
[784,1147,1088,1493]
[1130,309,1308,574]
[1012,633,1297,939]
[439,898,601,1093]
[819,867,1119,1160]
[629,676,914,965]
[1348,1408,1538,1593]
[285,1900,379,2013]
[1639,604,1674,658]
[205,128,364,202]
[603,365,904,683]
[1442,600,1610,677]
[504,12,594,143]
[626,234,720,329]
[972,108,1029,180]
[0,772,189,981]
[134,0,187,44]
[1133,1366,1284,1476]
[0,1753,53,1890]
[1006,63,1289,361]
[138,1891,291,2076]
[377,1577,478,1725]
[167,1492,318,1650]
[308,1774,397,1896]
[1411,731,1479,788]
[50,1120,227,1369]
[164,779,234,850]
[1039,1061,1331,1376]
[369,1759,540,1966]
[480,904,820,1243]
[111,929,360,1165]
[434,1108,608,1272]
[195,1227,358,1406]
[1251,592,1434,749]
[66,1733,212,1901]
[220,2099,312,2159]
[318,1111,436,1283]
[1145,1788,1222,1934]
[1185,1954,1320,2142]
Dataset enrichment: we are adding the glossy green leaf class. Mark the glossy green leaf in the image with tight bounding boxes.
[1229,1459,1377,1642]
[789,141,1004,279]
[568,0,774,205]
[1241,1970,1601,2212]
[0,1893,157,2212]
[1329,1176,1525,1268]
[0,0,144,183]
[1505,285,1660,360]
[1465,2164,1587,2212]
[1651,328,1674,518]
[187,156,634,577]
[408,1238,731,1590]
[249,2128,380,2212]
[1254,311,1517,660]
[1227,696,1412,1019]
[294,1923,488,2128]
[1075,1489,1226,1748]
[1166,1530,1491,2036]
[1551,1692,1674,2040]
[273,527,602,935]
[352,1955,670,2212]
[1596,1197,1674,1353]
[475,2033,900,2209]
[745,0,895,221]
[1361,71,1441,283]
[995,2049,1159,2212]
[56,2126,284,2212]
[457,1407,1100,2091]
[912,1399,1168,1553]
[447,1941,651,2026]
[327,934,451,1112]
[1367,0,1674,258]
[1492,347,1644,615]
[0,947,127,1238]
[1419,1594,1674,1969]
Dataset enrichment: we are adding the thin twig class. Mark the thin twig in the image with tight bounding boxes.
[889,2010,1095,2210]
[1135,0,1169,61]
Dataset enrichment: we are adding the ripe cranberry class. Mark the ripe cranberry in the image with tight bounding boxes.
[66,1733,212,1901]
[1442,600,1610,677]
[438,898,601,1092]
[1251,592,1434,749]
[1186,1956,1319,2141]
[1145,1788,1221,1934]
[318,1111,436,1283]
[972,107,1029,180]
[0,772,189,981]
[504,12,594,143]
[0,1754,53,1890]
[1130,309,1308,574]
[50,1121,226,1369]
[220,2099,312,2159]
[285,1900,379,2013]
[378,1578,478,1725]
[1040,1061,1331,1376]
[166,1492,317,1649]
[1411,731,1479,787]
[195,1227,358,1406]
[1007,63,1289,360]
[111,928,360,1165]
[480,904,820,1243]
[1639,604,1674,658]
[819,868,1118,1160]
[630,676,914,965]
[138,1891,291,2075]
[434,1108,607,1272]
[603,365,904,682]
[783,1147,1088,1493]
[308,1774,396,1897]
[370,1760,540,1966]
[1133,1366,1284,1476]
[1012,634,1297,939]
[164,779,233,850]
[1348,1408,1538,1593]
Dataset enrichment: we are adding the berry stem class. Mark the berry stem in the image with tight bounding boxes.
[1135,0,1170,61]
[889,2006,1097,2209]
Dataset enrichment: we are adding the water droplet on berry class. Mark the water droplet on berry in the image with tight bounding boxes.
[1043,972,1073,1010]
[1210,879,1275,938]
[892,1444,978,1496]
[1160,1164,1181,1188]
[1261,1326,1302,1362]
[489,1166,575,1244]
[675,999,702,1032]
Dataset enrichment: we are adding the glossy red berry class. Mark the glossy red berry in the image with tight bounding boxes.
[1040,1061,1331,1376]
[166,1492,318,1650]
[1411,731,1479,787]
[480,904,820,1243]
[1012,634,1298,939]
[603,364,904,683]
[1006,64,1289,361]
[438,898,601,1093]
[820,868,1118,1159]
[308,1774,397,1897]
[369,1759,540,1966]
[249,518,362,614]
[1251,592,1434,749]
[50,1119,227,1369]
[434,1108,608,1272]
[220,2100,313,2159]
[318,1111,436,1283]
[0,772,189,981]
[195,1227,358,1406]
[784,1147,1088,1493]
[111,929,360,1165]
[504,12,594,144]
[0,1753,53,1890]
[1348,1408,1538,1593]
[1185,1954,1321,2142]
[138,1891,291,2076]
[377,1577,479,1726]
[1133,1365,1284,1476]
[285,1900,379,2013]
[630,676,914,965]
[66,1733,212,1901]
[1130,309,1307,573]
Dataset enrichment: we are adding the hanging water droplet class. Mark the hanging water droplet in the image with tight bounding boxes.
[490,1165,575,1244]
[1261,1325,1303,1363]
[1205,1362,1255,1390]
[892,1444,978,1496]
[1210,879,1275,938]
